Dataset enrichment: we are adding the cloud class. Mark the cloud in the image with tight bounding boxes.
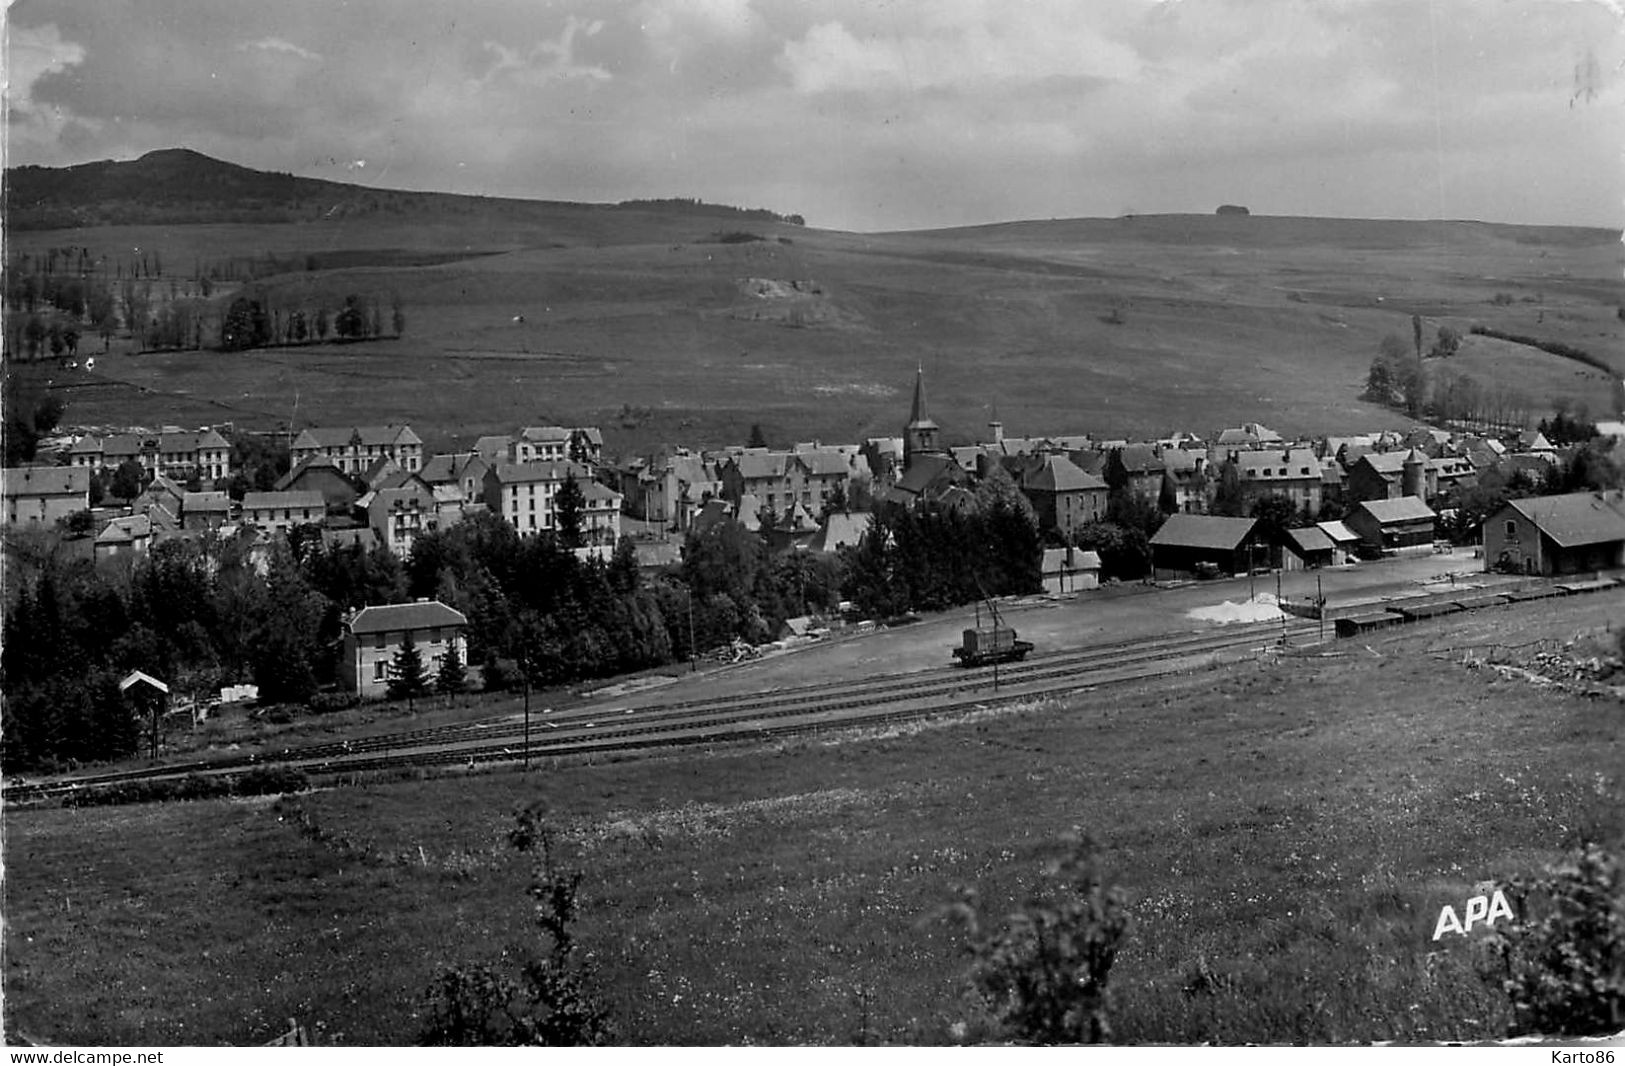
[238,36,322,62]
[477,16,611,88]
[6,20,86,119]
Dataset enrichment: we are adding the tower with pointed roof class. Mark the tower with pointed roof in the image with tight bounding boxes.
[903,365,942,469]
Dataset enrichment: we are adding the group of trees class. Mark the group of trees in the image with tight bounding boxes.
[1364,329,1542,428]
[219,291,402,352]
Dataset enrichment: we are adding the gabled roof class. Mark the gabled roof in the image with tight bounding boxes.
[348,600,467,635]
[1150,513,1258,551]
[1355,497,1437,524]
[893,453,964,496]
[159,429,229,452]
[242,490,325,512]
[183,490,232,513]
[1235,447,1320,479]
[1022,454,1107,493]
[1041,547,1102,572]
[1317,519,1359,544]
[472,435,514,459]
[418,452,470,484]
[293,424,421,449]
[275,454,350,491]
[1284,526,1334,555]
[1505,492,1625,548]
[489,461,586,485]
[96,514,152,543]
[578,480,621,503]
[4,465,90,497]
[1160,448,1207,474]
[729,450,790,480]
[1115,444,1164,474]
[807,510,872,553]
[519,425,572,443]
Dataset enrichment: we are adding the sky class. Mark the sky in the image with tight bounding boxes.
[5,0,1623,231]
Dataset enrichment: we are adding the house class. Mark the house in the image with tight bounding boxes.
[1346,449,1433,504]
[70,429,231,482]
[762,500,821,553]
[482,461,594,535]
[1281,526,1335,571]
[181,490,233,530]
[1346,497,1437,555]
[1106,445,1165,501]
[791,448,854,515]
[1041,546,1102,594]
[94,513,152,558]
[274,454,361,511]
[290,425,423,475]
[420,452,491,506]
[1315,520,1361,565]
[807,510,872,553]
[342,600,468,700]
[879,453,968,507]
[1019,454,1108,541]
[242,490,325,536]
[1481,491,1625,576]
[1149,514,1265,580]
[861,437,904,486]
[719,450,794,516]
[1214,423,1283,458]
[1159,448,1210,514]
[577,479,623,546]
[1232,447,1323,516]
[3,465,90,527]
[367,484,438,556]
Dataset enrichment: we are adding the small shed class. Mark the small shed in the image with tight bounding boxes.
[1281,526,1334,571]
[1347,498,1437,556]
[1316,520,1361,565]
[1041,546,1102,594]
[119,670,170,757]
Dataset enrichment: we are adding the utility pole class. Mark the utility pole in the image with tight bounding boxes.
[522,666,531,770]
[1277,568,1287,645]
[687,590,697,672]
[1317,572,1325,643]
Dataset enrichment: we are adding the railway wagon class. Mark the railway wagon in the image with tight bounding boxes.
[1334,611,1404,638]
[952,625,1034,667]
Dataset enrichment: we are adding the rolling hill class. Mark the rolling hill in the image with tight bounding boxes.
[5,150,1621,454]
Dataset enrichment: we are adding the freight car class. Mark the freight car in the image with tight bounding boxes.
[951,597,1033,667]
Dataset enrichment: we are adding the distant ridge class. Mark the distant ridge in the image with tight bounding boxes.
[3,148,804,231]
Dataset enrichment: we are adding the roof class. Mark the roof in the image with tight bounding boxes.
[1284,526,1334,554]
[119,670,169,695]
[1022,454,1107,493]
[274,454,349,491]
[1160,448,1207,474]
[729,450,790,480]
[1235,448,1320,479]
[1505,492,1625,548]
[182,490,231,513]
[4,465,90,497]
[348,600,468,635]
[322,527,382,551]
[1115,444,1164,474]
[292,425,422,449]
[96,514,152,543]
[796,449,851,478]
[1149,513,1258,551]
[893,453,963,496]
[490,461,587,485]
[519,425,572,443]
[578,480,621,503]
[807,510,872,552]
[473,435,514,459]
[1355,497,1437,525]
[1316,519,1359,544]
[242,490,325,511]
[1041,547,1102,572]
[157,429,229,452]
[419,452,475,484]
[368,485,435,510]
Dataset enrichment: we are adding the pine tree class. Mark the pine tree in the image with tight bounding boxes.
[387,633,431,709]
[436,642,467,699]
[554,473,586,549]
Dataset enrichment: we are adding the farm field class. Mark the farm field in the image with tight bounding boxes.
[5,591,1620,1045]
[13,212,1622,455]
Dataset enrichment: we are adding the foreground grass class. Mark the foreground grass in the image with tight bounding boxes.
[5,600,1621,1045]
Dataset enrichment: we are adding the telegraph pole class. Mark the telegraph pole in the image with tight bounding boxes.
[687,590,697,672]
[1317,572,1325,643]
[522,667,531,770]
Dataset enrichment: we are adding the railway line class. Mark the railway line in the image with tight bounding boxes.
[8,617,1320,799]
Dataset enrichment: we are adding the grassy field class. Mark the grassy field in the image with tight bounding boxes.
[12,213,1621,454]
[5,592,1620,1046]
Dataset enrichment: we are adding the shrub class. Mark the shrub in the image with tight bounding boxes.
[233,766,310,797]
[940,829,1131,1044]
[419,804,615,1046]
[1483,841,1625,1037]
[307,691,361,714]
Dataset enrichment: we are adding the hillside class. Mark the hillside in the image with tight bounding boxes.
[3,148,802,231]
[6,151,1621,452]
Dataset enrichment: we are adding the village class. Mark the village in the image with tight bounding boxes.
[3,365,1617,707]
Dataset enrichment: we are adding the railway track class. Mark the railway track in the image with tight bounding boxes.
[8,618,1320,799]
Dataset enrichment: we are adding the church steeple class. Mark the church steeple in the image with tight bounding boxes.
[904,364,941,467]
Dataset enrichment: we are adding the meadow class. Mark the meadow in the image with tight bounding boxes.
[5,592,1620,1045]
[12,213,1621,455]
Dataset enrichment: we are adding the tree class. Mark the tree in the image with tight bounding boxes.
[436,643,467,699]
[220,296,271,351]
[335,294,366,339]
[109,459,147,501]
[1412,314,1424,359]
[941,829,1131,1045]
[1209,461,1246,517]
[391,292,406,337]
[387,633,432,709]
[1248,493,1301,542]
[747,422,769,449]
[554,473,586,549]
[1429,325,1461,359]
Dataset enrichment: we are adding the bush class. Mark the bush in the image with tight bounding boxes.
[234,766,310,796]
[307,691,361,715]
[1483,841,1625,1037]
[419,805,615,1046]
[940,829,1131,1044]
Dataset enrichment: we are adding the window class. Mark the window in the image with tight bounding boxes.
[374,633,386,650]
[429,628,442,643]
[1504,520,1516,538]
[373,660,387,681]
